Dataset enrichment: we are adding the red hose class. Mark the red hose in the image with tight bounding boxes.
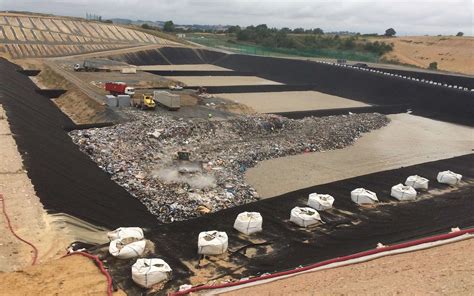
[64,252,114,296]
[170,227,474,295]
[0,193,39,265]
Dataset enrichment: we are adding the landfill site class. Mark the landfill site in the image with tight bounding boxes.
[0,11,474,296]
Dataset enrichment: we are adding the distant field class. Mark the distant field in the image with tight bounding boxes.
[0,13,177,58]
[378,36,474,75]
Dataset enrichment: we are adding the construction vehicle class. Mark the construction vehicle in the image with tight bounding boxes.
[105,82,135,96]
[131,94,156,110]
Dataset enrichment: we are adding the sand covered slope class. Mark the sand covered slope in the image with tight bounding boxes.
[0,12,177,58]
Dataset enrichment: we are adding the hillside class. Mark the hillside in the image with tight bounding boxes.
[378,36,474,75]
[0,12,178,58]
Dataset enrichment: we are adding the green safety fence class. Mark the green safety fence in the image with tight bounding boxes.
[186,36,380,62]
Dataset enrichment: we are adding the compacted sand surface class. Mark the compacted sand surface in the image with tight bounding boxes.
[221,238,474,296]
[0,255,126,295]
[217,91,370,113]
[166,76,282,86]
[246,113,474,198]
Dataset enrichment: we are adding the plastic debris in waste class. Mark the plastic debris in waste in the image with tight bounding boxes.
[107,227,144,241]
[437,170,462,185]
[132,258,172,288]
[390,184,417,201]
[109,237,146,259]
[198,231,228,255]
[351,188,378,204]
[290,207,321,227]
[405,175,429,190]
[233,212,263,235]
[307,193,334,210]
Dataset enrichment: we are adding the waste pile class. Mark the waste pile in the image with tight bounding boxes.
[69,110,389,223]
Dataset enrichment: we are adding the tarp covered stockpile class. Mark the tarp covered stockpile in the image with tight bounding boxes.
[0,58,157,228]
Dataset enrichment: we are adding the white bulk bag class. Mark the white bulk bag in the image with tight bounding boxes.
[307,193,335,211]
[107,227,144,241]
[351,188,378,204]
[290,207,321,227]
[437,171,462,185]
[391,184,417,201]
[405,175,429,190]
[198,231,228,255]
[233,212,263,235]
[109,238,146,259]
[132,258,172,288]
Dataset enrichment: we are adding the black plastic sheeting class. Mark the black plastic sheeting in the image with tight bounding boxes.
[112,154,473,294]
[108,47,227,66]
[0,58,157,228]
[145,70,256,76]
[109,49,171,66]
[273,104,409,119]
[214,54,474,126]
[35,89,67,99]
[370,67,474,90]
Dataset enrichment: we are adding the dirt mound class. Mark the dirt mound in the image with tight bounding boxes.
[0,255,125,296]
[0,12,177,58]
[379,36,474,75]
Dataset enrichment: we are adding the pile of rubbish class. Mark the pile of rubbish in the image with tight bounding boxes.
[69,110,389,223]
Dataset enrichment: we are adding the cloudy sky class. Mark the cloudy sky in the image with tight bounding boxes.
[1,0,472,35]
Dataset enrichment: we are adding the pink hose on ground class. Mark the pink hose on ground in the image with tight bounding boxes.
[0,193,39,266]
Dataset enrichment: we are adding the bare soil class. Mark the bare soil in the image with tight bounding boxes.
[379,36,474,75]
[0,255,126,296]
[221,238,474,296]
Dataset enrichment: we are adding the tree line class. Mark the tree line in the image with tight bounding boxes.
[229,24,394,55]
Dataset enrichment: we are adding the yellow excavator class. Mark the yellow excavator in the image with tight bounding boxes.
[131,94,156,110]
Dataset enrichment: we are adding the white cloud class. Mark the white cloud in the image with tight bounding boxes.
[1,0,472,35]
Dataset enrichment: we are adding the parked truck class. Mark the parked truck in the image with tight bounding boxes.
[105,82,135,96]
[131,94,156,110]
[153,91,181,111]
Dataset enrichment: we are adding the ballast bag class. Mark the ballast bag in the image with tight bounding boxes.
[351,188,378,204]
[107,227,144,241]
[198,231,228,255]
[290,207,321,227]
[132,258,172,288]
[437,171,462,185]
[307,193,334,210]
[391,184,417,201]
[234,212,263,235]
[109,238,146,259]
[405,175,429,190]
